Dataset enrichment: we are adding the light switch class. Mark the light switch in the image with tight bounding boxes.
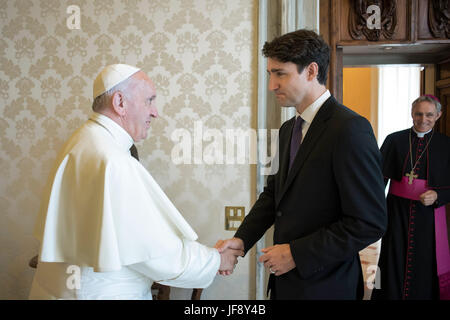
[225,206,245,231]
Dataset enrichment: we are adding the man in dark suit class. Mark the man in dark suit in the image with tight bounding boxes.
[216,29,387,299]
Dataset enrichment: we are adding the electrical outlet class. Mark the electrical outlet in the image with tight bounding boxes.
[225,206,245,231]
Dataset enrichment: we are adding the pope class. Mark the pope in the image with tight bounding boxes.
[29,64,243,300]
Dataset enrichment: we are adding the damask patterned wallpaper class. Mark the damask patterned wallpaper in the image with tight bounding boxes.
[0,0,256,299]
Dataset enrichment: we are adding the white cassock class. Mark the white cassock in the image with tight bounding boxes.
[29,112,220,300]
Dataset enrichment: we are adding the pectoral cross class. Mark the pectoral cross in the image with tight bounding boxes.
[406,170,418,185]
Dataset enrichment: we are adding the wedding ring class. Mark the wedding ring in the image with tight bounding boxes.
[269,268,275,274]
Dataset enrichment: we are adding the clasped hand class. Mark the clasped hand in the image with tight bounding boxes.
[419,190,437,206]
[216,238,244,275]
[215,238,296,277]
[215,238,244,275]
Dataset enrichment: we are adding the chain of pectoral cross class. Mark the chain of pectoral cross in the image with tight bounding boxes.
[406,128,434,185]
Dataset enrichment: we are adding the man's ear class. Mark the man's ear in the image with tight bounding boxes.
[307,62,319,81]
[111,91,126,116]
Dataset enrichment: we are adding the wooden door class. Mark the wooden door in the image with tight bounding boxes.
[435,58,450,237]
[436,58,450,137]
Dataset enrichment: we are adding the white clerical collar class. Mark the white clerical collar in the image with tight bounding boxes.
[296,90,331,123]
[412,126,432,138]
[89,112,134,151]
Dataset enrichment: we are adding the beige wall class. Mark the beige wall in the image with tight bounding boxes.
[0,0,257,299]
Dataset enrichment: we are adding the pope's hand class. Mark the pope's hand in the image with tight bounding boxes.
[259,244,296,276]
[218,248,244,276]
[215,238,244,276]
[419,190,437,206]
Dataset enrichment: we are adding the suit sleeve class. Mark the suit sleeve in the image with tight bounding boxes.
[233,120,291,254]
[290,117,388,279]
[234,173,276,254]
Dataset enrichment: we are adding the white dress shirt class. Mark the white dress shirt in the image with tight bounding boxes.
[296,90,331,142]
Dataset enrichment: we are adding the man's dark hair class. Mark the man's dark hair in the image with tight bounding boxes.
[262,29,330,85]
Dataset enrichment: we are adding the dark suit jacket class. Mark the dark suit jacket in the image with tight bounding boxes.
[235,96,387,300]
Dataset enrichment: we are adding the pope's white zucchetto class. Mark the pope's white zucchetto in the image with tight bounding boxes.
[93,64,141,99]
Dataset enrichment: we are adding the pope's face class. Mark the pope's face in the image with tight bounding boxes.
[267,58,309,109]
[123,72,158,142]
[411,101,441,133]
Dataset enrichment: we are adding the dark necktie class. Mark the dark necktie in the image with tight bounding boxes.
[289,116,304,171]
[130,144,139,160]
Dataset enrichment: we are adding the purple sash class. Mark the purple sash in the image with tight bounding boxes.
[389,177,450,300]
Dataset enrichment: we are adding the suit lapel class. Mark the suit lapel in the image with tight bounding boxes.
[275,97,336,207]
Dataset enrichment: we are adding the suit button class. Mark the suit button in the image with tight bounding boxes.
[276,211,282,217]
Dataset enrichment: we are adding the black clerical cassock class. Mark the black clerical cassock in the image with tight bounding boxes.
[372,128,450,300]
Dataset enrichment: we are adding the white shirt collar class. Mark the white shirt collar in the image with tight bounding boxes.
[412,127,432,138]
[296,90,331,123]
[89,112,134,151]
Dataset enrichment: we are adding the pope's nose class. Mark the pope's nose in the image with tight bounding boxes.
[150,107,158,118]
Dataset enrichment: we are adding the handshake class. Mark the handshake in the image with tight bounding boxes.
[215,237,245,276]
[214,237,297,276]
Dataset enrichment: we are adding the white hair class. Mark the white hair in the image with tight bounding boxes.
[91,77,134,112]
[411,95,442,113]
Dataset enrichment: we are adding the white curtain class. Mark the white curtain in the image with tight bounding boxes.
[377,66,421,147]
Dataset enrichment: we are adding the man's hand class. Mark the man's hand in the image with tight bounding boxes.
[259,244,296,276]
[419,190,438,206]
[215,238,244,275]
[218,248,244,276]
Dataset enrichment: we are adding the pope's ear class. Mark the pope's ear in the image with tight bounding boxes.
[111,91,126,116]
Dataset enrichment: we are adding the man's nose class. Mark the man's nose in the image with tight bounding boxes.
[268,77,279,91]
